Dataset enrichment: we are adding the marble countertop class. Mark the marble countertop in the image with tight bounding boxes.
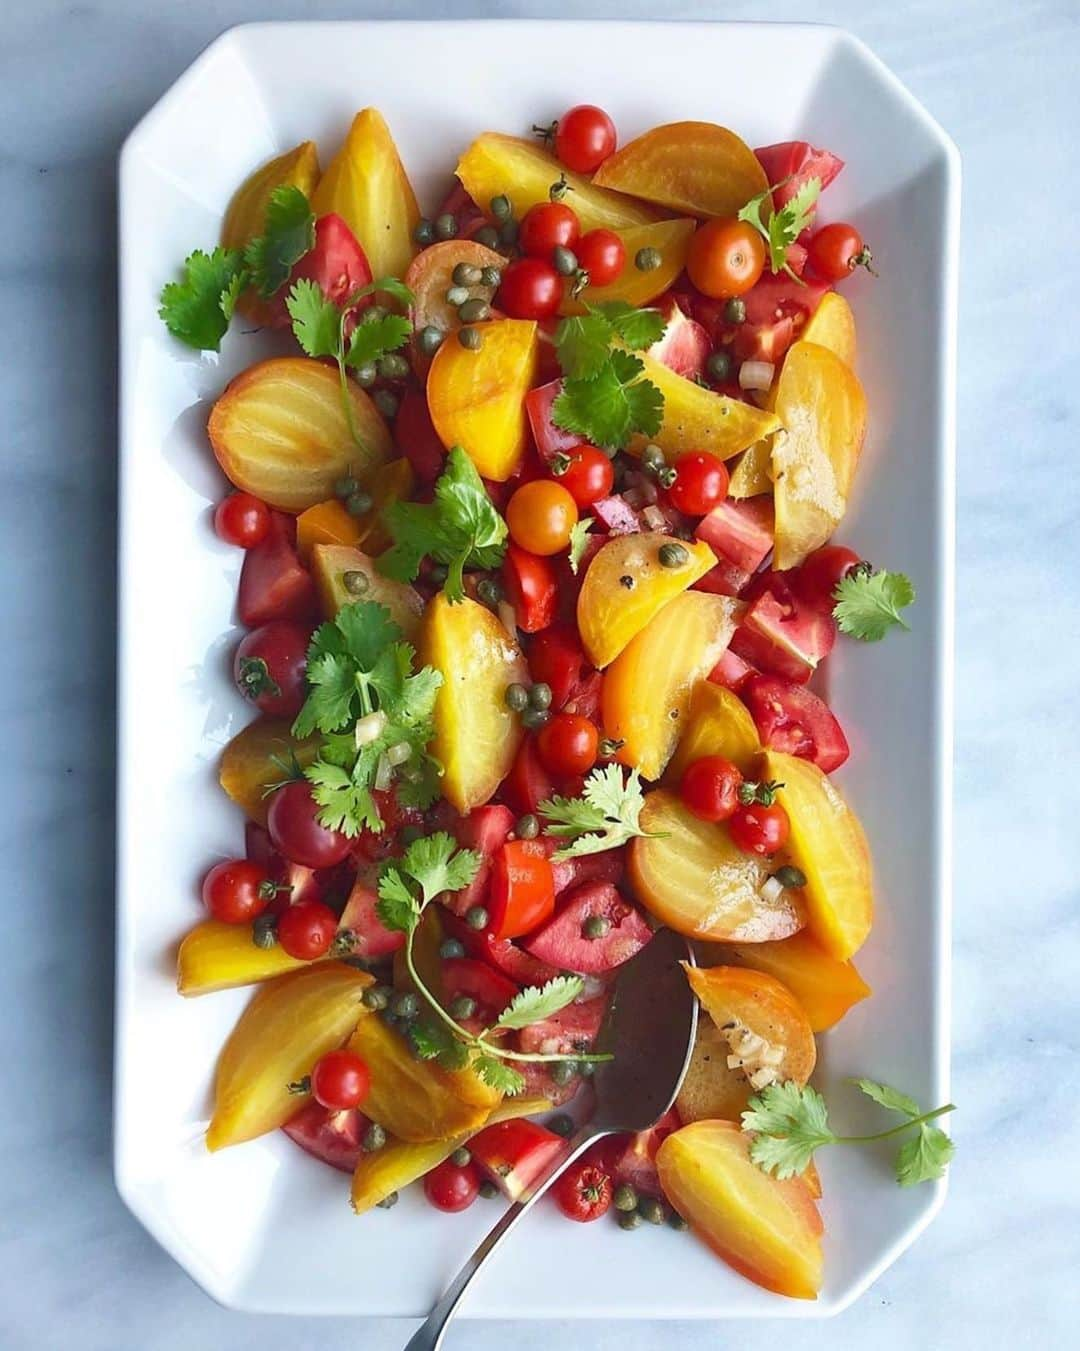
[3,1,1078,1347]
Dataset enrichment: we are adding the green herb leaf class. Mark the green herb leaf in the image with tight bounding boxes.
[158,247,247,352]
[568,517,595,575]
[395,831,482,905]
[591,300,667,351]
[895,1125,955,1187]
[375,867,421,935]
[286,279,342,360]
[345,276,416,310]
[742,1081,836,1180]
[853,1079,921,1119]
[472,1054,527,1096]
[541,764,660,860]
[552,350,663,450]
[408,1020,470,1070]
[738,177,822,280]
[553,313,615,380]
[494,976,586,1032]
[833,569,916,641]
[346,311,412,369]
[244,186,316,299]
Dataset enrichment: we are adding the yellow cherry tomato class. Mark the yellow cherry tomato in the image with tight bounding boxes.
[506,480,579,556]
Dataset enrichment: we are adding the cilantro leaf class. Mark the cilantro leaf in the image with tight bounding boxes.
[346,276,415,310]
[494,977,586,1032]
[854,1079,921,1118]
[738,177,822,280]
[335,602,403,673]
[375,866,421,935]
[395,831,482,904]
[742,1082,836,1180]
[407,1020,470,1070]
[568,517,594,575]
[346,311,412,370]
[553,313,614,380]
[540,765,661,860]
[552,351,662,450]
[591,300,667,350]
[833,569,915,641]
[305,755,383,837]
[472,1054,527,1096]
[158,247,247,352]
[244,186,316,299]
[896,1125,955,1187]
[286,279,342,359]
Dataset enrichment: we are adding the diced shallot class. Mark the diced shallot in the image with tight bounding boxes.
[739,360,775,392]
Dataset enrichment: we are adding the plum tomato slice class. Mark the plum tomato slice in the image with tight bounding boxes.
[487,840,557,940]
[741,674,850,774]
[468,1118,568,1200]
[521,882,652,975]
[282,1101,368,1174]
[695,497,775,575]
[503,735,556,816]
[441,957,520,1020]
[516,993,608,1057]
[338,873,406,959]
[445,804,515,918]
[550,847,625,898]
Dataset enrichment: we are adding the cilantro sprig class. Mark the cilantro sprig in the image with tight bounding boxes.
[375,834,613,1094]
[540,764,665,861]
[833,568,916,641]
[244,186,316,299]
[741,1078,955,1188]
[378,447,509,603]
[738,177,822,282]
[567,517,595,575]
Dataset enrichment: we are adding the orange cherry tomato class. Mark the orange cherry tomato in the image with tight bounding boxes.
[506,480,579,556]
[686,218,766,299]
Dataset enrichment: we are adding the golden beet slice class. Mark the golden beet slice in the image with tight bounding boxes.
[713,930,871,1032]
[177,920,316,996]
[629,352,780,462]
[310,543,424,631]
[801,292,857,367]
[666,681,761,783]
[728,439,774,499]
[208,357,392,513]
[558,220,696,315]
[656,1120,823,1300]
[219,716,321,826]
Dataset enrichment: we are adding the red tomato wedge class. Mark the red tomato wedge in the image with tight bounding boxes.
[338,873,406,959]
[522,882,652,975]
[281,1102,368,1174]
[487,839,557,939]
[516,994,608,1056]
[468,1118,568,1200]
[754,141,844,213]
[741,674,850,774]
[503,735,556,815]
[503,544,558,633]
[441,908,564,988]
[441,956,519,1019]
[527,623,591,709]
[446,804,515,918]
[237,512,318,628]
[525,380,582,465]
[695,497,775,574]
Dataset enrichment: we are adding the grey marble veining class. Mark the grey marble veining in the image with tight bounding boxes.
[2,1,1078,1348]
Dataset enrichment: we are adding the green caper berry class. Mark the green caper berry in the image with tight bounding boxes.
[668,1209,689,1231]
[657,466,678,489]
[550,1060,576,1086]
[480,265,503,288]
[376,1190,399,1208]
[499,218,519,246]
[334,474,359,499]
[639,1195,666,1225]
[361,984,392,1011]
[465,906,489,931]
[773,865,808,889]
[364,304,389,325]
[617,1209,642,1231]
[520,707,551,731]
[547,1113,574,1138]
[446,285,471,308]
[479,1179,499,1199]
[379,1008,400,1029]
[458,326,483,351]
[474,225,501,249]
[552,246,579,277]
[476,577,502,606]
[516,813,540,840]
[353,362,378,388]
[706,349,732,382]
[378,352,410,381]
[490,194,512,221]
[635,246,663,272]
[641,443,665,472]
[434,213,458,240]
[658,541,689,569]
[439,938,467,960]
[414,218,435,246]
[452,262,483,287]
[373,389,399,420]
[390,991,419,1020]
[613,1183,638,1212]
[505,682,530,711]
[583,914,611,940]
[724,297,746,325]
[343,569,370,597]
[450,1146,472,1168]
[251,913,277,949]
[458,298,491,324]
[419,324,446,356]
[362,1122,387,1152]
[528,682,552,710]
[599,737,624,757]
[346,491,374,517]
[448,995,477,1020]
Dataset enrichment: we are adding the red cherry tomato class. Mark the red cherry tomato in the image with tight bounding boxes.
[806,222,874,282]
[519,202,581,258]
[555,105,617,174]
[728,801,791,856]
[576,230,626,287]
[557,445,614,508]
[793,545,862,612]
[215,492,270,549]
[233,620,312,718]
[680,756,744,823]
[553,1161,613,1222]
[528,624,589,709]
[424,1158,481,1213]
[666,451,730,517]
[506,480,579,556]
[267,780,352,868]
[310,1049,371,1111]
[201,859,272,924]
[502,543,558,634]
[276,898,339,960]
[498,257,563,319]
[487,841,557,940]
[537,713,599,777]
[687,218,766,299]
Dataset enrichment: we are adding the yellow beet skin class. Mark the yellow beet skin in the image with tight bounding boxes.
[709,930,871,1032]
[219,716,321,826]
[629,352,781,462]
[666,681,761,783]
[558,220,696,315]
[177,921,316,996]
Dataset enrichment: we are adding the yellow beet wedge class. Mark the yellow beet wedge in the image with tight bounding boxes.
[558,220,696,316]
[728,440,774,499]
[762,751,874,960]
[208,357,393,512]
[421,593,528,813]
[177,921,316,996]
[602,593,739,780]
[426,319,539,481]
[801,291,857,368]
[665,681,761,783]
[713,930,871,1032]
[219,716,321,826]
[206,963,373,1151]
[593,122,770,219]
[312,108,420,281]
[456,133,664,233]
[576,532,716,669]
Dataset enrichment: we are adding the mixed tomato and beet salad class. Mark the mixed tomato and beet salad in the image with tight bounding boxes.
[162,105,951,1301]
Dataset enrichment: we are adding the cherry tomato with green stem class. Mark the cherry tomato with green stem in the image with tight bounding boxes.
[666,450,730,517]
[276,898,339,960]
[233,620,312,718]
[806,223,875,282]
[556,445,614,508]
[680,756,744,823]
[202,859,274,924]
[554,105,617,174]
[310,1049,371,1111]
[728,801,791,856]
[793,545,863,612]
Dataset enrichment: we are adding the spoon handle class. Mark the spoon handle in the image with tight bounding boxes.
[403,1127,602,1351]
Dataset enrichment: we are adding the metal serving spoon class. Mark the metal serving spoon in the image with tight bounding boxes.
[404,926,698,1351]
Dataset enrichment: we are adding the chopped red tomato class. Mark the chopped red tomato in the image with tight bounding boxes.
[503,543,558,633]
[394,387,445,485]
[282,1102,368,1174]
[522,882,652,975]
[516,994,608,1056]
[730,573,837,684]
[440,908,563,987]
[441,956,519,1019]
[525,379,581,465]
[695,496,774,573]
[527,624,590,708]
[741,674,850,773]
[487,839,556,940]
[267,213,373,327]
[708,647,757,692]
[237,512,318,628]
[610,1107,681,1196]
[469,1118,567,1200]
[446,804,515,917]
[503,735,556,815]
[753,141,845,214]
[338,873,406,959]
[692,557,753,598]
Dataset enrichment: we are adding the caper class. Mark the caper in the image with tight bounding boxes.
[251,913,278,949]
[520,707,550,731]
[639,1195,666,1225]
[439,938,467,960]
[390,991,419,1020]
[613,1183,638,1212]
[378,352,410,381]
[343,569,370,597]
[353,362,378,388]
[434,212,458,240]
[428,563,449,586]
[373,389,399,420]
[414,218,435,246]
[361,984,392,1011]
[667,1209,689,1231]
[446,284,471,307]
[364,304,389,325]
[516,813,540,840]
[657,466,677,489]
[458,298,491,324]
[550,1060,576,1086]
[773,864,808,889]
[346,490,374,517]
[499,217,519,246]
[379,1008,400,1029]
[334,474,359,499]
[476,576,502,606]
[452,261,483,287]
[641,443,666,472]
[635,246,662,271]
[376,1190,399,1209]
[658,541,689,569]
[479,1179,499,1199]
[448,995,477,1020]
[724,297,746,325]
[599,737,624,758]
[528,682,552,711]
[458,326,483,351]
[552,246,579,277]
[617,1209,642,1231]
[706,349,732,382]
[547,1113,574,1138]
[505,682,530,712]
[480,265,503,288]
[362,1122,387,1152]
[490,194,512,221]
[583,914,611,941]
[474,225,501,249]
[465,906,489,931]
[418,324,446,356]
[450,1146,472,1168]
[577,1058,596,1078]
